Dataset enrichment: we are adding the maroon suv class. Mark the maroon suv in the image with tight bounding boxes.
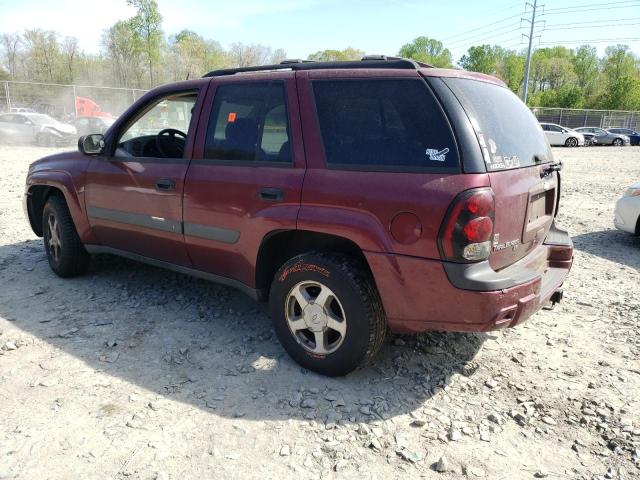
[24,57,573,376]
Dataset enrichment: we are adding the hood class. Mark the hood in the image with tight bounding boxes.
[29,149,85,171]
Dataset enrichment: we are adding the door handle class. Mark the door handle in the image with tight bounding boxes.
[156,178,176,191]
[259,187,283,201]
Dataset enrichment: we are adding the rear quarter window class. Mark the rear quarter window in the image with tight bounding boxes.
[312,79,459,171]
[444,78,551,171]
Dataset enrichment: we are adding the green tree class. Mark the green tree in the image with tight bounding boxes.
[61,37,79,83]
[531,84,585,108]
[170,29,206,80]
[307,47,365,62]
[22,29,61,82]
[102,20,143,87]
[572,45,599,93]
[602,45,638,82]
[499,51,525,94]
[127,0,163,86]
[398,36,452,68]
[601,76,640,110]
[459,44,501,74]
[0,33,21,79]
[529,47,576,94]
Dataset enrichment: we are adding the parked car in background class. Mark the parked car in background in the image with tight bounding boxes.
[606,128,640,146]
[577,131,596,146]
[10,107,37,113]
[24,57,573,376]
[75,116,116,136]
[540,122,585,147]
[614,182,640,235]
[0,113,77,146]
[574,127,630,146]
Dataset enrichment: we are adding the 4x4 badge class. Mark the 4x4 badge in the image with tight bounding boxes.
[425,148,449,162]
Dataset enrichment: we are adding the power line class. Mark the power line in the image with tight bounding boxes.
[543,0,639,12]
[447,24,524,48]
[544,22,640,31]
[544,17,640,27]
[541,3,640,15]
[539,37,640,44]
[441,12,525,41]
[482,0,524,16]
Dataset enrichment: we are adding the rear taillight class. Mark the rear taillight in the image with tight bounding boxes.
[438,188,495,262]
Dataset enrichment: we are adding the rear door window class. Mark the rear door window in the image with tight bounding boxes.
[204,82,292,163]
[312,79,459,171]
[444,78,551,170]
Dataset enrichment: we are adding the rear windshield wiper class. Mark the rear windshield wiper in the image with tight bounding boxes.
[540,161,563,178]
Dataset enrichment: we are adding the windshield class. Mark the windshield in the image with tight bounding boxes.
[25,114,61,125]
[444,78,552,171]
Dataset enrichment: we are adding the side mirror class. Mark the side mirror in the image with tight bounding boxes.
[78,134,105,155]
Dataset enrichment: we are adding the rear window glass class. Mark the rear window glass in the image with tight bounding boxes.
[312,79,459,170]
[444,78,551,170]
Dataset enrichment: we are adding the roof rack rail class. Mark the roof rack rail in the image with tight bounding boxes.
[280,58,314,64]
[203,56,432,78]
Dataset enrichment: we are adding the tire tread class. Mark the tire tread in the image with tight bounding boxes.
[44,194,90,277]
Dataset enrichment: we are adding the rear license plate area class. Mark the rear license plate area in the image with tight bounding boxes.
[523,182,556,243]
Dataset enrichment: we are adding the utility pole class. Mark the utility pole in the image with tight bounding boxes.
[521,0,542,104]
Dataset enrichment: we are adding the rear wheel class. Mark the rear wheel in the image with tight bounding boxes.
[565,137,578,147]
[613,138,623,147]
[42,195,90,277]
[269,252,387,376]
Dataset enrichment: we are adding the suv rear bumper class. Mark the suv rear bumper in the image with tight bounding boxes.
[365,223,573,333]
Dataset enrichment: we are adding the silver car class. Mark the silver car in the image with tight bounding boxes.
[0,113,78,146]
[574,127,630,146]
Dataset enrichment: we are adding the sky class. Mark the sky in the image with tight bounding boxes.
[0,0,638,63]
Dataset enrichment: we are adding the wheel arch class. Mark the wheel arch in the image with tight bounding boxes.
[26,173,90,241]
[26,185,63,236]
[255,229,373,301]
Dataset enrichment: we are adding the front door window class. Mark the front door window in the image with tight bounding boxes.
[116,93,197,159]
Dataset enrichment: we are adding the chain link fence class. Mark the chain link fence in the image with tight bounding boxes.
[532,107,640,130]
[2,81,640,134]
[0,81,147,121]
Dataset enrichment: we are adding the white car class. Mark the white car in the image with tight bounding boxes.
[614,182,640,235]
[540,122,585,147]
[0,112,77,146]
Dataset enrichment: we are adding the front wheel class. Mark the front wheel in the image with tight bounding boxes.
[269,252,387,376]
[42,195,90,277]
[565,137,578,147]
[613,138,623,147]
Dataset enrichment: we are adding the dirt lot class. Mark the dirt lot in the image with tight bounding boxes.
[1,145,639,480]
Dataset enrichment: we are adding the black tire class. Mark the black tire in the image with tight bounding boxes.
[269,252,387,376]
[42,195,90,277]
[613,138,623,147]
[565,137,578,148]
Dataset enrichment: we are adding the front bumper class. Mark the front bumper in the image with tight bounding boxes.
[365,224,573,333]
[614,195,640,234]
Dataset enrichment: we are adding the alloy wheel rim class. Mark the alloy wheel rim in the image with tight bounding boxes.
[285,281,347,355]
[46,213,62,263]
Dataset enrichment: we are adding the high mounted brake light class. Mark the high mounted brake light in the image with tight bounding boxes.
[438,188,495,262]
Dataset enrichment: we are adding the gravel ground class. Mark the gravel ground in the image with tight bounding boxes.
[0,145,639,480]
